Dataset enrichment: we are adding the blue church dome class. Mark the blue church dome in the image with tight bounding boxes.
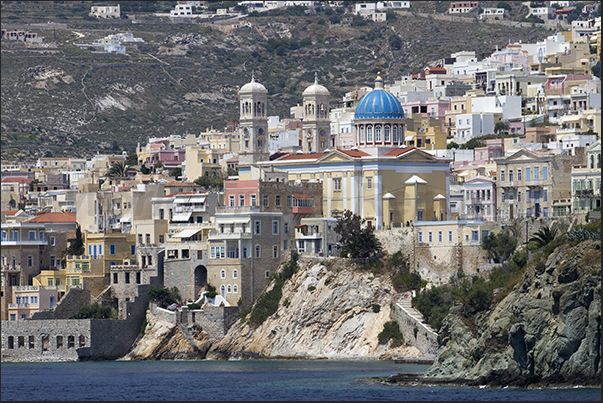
[355,72,405,120]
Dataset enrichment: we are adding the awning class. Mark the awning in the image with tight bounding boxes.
[171,212,192,222]
[120,215,132,223]
[292,194,312,199]
[173,228,201,239]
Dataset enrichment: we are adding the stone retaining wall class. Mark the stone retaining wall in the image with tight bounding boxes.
[390,298,438,357]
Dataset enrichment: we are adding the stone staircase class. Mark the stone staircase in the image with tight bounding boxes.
[393,293,436,334]
[177,323,201,354]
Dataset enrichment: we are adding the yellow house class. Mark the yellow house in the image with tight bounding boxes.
[183,146,223,182]
[403,114,447,150]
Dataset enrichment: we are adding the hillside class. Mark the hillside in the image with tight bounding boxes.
[1,1,555,162]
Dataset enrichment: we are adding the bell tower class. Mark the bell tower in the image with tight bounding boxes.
[302,73,331,153]
[239,73,269,167]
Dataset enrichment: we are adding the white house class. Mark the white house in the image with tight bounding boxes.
[90,5,120,18]
[454,113,496,144]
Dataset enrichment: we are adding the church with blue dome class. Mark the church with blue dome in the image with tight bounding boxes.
[354,72,406,149]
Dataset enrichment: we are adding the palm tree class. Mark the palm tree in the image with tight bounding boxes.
[529,226,557,249]
[106,161,134,178]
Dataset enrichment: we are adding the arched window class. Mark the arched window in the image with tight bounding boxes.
[233,269,238,279]
[220,285,225,298]
[591,155,595,169]
[366,125,373,142]
[233,285,238,293]
[384,125,390,142]
[375,125,381,142]
[598,153,601,169]
[360,126,365,142]
[393,126,398,143]
[220,269,226,279]
[227,285,232,293]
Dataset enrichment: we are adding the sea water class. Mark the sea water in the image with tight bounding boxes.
[1,359,600,401]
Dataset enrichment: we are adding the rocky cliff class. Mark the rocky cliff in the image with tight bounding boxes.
[126,256,427,360]
[402,239,601,388]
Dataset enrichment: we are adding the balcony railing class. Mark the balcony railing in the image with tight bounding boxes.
[574,189,594,198]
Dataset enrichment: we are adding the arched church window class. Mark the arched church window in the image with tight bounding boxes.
[366,125,373,142]
[375,125,381,142]
[393,126,398,143]
[384,125,390,142]
[360,126,365,142]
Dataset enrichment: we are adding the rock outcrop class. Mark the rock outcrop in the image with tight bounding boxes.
[121,310,212,360]
[420,239,601,387]
[205,256,426,360]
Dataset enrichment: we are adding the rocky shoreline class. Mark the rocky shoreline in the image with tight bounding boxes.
[359,371,602,389]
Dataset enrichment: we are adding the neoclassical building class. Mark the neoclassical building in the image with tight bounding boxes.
[238,74,269,168]
[239,72,451,229]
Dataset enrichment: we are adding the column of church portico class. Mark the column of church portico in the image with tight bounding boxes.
[343,171,348,212]
[326,172,332,217]
[374,170,382,230]
[238,239,242,259]
[358,170,364,218]
[351,170,359,214]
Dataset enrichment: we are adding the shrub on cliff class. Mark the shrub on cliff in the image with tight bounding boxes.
[70,302,117,319]
[378,321,404,347]
[334,210,383,259]
[482,231,517,263]
[148,286,181,309]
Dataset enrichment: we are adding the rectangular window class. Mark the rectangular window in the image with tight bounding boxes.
[113,273,118,283]
[272,220,279,235]
[239,194,245,206]
[333,178,341,192]
[275,195,281,207]
[146,234,150,244]
[543,189,548,202]
[273,246,278,258]
[517,169,522,181]
[50,236,56,246]
[534,167,540,181]
[159,209,164,219]
[29,231,36,241]
[284,223,289,234]
[500,170,505,182]
[526,167,531,181]
[131,245,135,255]
[255,245,261,258]
[366,177,372,190]
[448,231,453,242]
[543,166,548,180]
[254,220,261,235]
[428,232,432,243]
[250,195,257,206]
[138,234,143,244]
[418,232,423,243]
[98,245,102,255]
[438,231,442,242]
[229,195,235,207]
[159,235,164,243]
[287,196,292,207]
[110,245,116,255]
[50,256,56,267]
[125,272,130,284]
[472,231,479,242]
[509,170,514,182]
[263,195,269,207]
[27,255,33,267]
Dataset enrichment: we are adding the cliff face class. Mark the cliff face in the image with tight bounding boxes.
[423,239,601,387]
[207,257,423,360]
[121,310,212,360]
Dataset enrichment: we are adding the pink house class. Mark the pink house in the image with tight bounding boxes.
[399,98,450,133]
[465,175,497,221]
[474,139,504,165]
[224,180,260,207]
[543,74,591,93]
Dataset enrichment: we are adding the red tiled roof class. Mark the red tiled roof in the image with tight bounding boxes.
[384,147,415,157]
[278,152,328,161]
[336,148,371,157]
[1,177,32,184]
[1,210,20,216]
[23,212,77,223]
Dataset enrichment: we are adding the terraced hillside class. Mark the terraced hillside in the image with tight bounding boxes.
[1,2,555,162]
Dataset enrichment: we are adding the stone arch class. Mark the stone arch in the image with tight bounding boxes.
[194,265,207,298]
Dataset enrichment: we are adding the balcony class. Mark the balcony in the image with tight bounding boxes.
[574,189,594,198]
[292,206,313,214]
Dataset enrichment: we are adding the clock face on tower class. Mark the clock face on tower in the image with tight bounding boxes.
[258,127,264,136]
[243,128,249,136]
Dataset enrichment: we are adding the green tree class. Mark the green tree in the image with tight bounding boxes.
[334,210,383,259]
[106,161,129,178]
[497,2,512,11]
[494,120,510,134]
[125,152,138,166]
[529,225,557,249]
[70,303,116,319]
[66,223,85,256]
[447,142,460,149]
[148,286,181,309]
[171,167,182,180]
[388,34,402,50]
[482,232,517,263]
